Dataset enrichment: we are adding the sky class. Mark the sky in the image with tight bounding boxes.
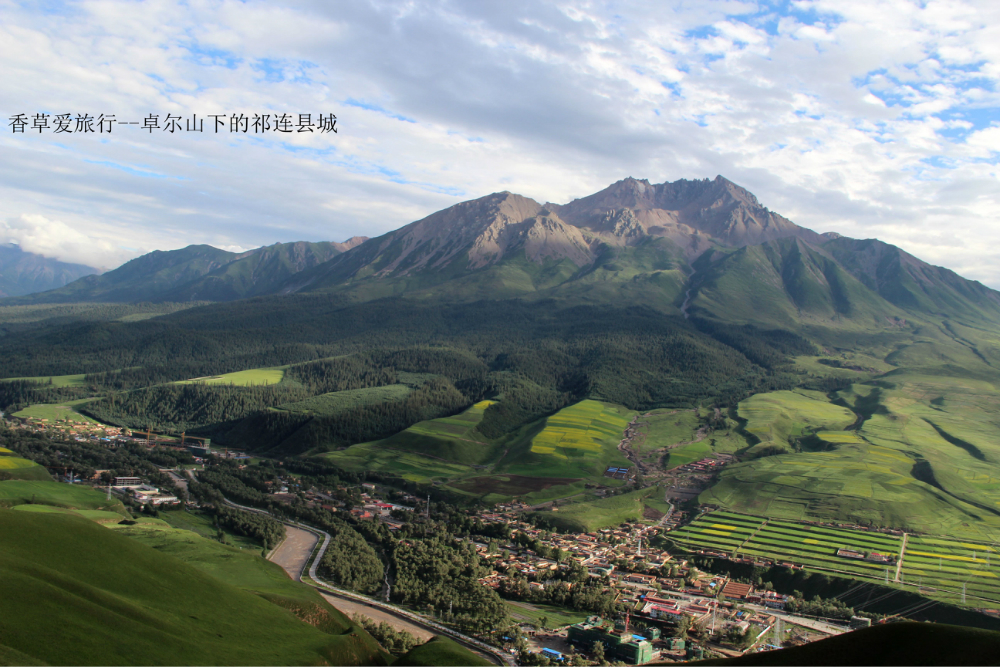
[1,0,999,287]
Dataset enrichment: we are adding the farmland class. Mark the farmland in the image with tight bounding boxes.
[500,400,633,483]
[700,376,1000,540]
[667,510,1000,608]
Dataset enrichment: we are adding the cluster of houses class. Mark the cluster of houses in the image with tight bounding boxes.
[110,476,180,505]
[10,414,125,439]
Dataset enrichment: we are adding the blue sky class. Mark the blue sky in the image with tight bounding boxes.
[0,0,998,286]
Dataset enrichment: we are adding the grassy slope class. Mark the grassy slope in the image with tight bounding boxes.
[0,448,52,481]
[176,367,285,386]
[531,487,659,532]
[0,480,127,514]
[738,389,856,455]
[393,636,491,667]
[701,375,1000,540]
[500,399,634,482]
[12,399,102,424]
[0,510,386,666]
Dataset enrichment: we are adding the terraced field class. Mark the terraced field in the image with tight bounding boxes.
[899,535,1000,607]
[665,510,765,553]
[738,389,856,456]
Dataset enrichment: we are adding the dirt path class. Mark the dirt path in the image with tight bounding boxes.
[270,526,318,581]
[895,533,909,582]
[317,590,434,641]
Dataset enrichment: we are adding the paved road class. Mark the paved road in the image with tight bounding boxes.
[270,525,318,581]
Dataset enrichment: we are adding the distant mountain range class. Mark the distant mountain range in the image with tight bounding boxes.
[9,175,999,331]
[0,244,99,297]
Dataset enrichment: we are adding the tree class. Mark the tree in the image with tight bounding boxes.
[672,615,692,638]
[539,615,548,630]
[592,640,608,666]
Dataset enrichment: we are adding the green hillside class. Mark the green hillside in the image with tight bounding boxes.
[0,480,126,513]
[0,448,52,482]
[0,509,387,665]
[393,636,491,666]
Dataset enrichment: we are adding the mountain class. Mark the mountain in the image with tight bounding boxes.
[160,240,366,302]
[282,175,825,299]
[0,244,98,297]
[11,239,365,304]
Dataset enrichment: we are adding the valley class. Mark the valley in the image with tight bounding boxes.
[3,175,1000,663]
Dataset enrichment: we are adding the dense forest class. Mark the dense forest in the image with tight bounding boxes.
[0,297,808,456]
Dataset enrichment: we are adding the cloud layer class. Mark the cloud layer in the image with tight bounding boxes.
[1,0,998,285]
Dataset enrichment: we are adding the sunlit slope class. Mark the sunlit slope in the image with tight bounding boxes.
[0,480,126,513]
[499,399,634,481]
[702,376,1000,539]
[737,389,856,456]
[324,400,501,479]
[0,448,52,481]
[0,510,386,666]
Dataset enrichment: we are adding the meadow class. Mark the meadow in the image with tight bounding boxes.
[530,486,660,532]
[12,398,102,424]
[0,448,52,481]
[737,389,856,455]
[0,509,386,666]
[504,600,591,628]
[176,367,285,386]
[0,480,127,513]
[0,373,88,387]
[700,377,1000,541]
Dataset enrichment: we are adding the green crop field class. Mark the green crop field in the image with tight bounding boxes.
[898,535,1000,608]
[500,400,633,483]
[0,480,127,514]
[12,398,103,424]
[0,509,386,665]
[530,486,660,532]
[177,367,285,386]
[275,384,413,416]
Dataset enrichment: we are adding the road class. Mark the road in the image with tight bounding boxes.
[894,533,909,583]
[221,499,513,665]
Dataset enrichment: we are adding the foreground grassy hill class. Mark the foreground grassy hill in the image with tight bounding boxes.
[393,636,492,666]
[0,447,52,481]
[0,509,387,665]
[0,480,125,513]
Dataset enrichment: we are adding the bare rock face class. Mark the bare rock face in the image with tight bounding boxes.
[287,175,826,292]
[550,175,822,257]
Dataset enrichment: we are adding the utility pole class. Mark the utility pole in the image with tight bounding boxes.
[426,493,431,519]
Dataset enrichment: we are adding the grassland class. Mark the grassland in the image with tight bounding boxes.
[324,400,499,481]
[530,486,660,532]
[737,389,856,455]
[700,376,1000,541]
[0,509,386,665]
[159,507,263,549]
[12,398,102,424]
[504,600,590,628]
[630,408,745,469]
[0,448,52,481]
[394,636,491,666]
[177,367,285,386]
[0,480,127,514]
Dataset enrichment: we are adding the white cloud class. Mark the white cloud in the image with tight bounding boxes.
[0,0,998,287]
[1,214,129,269]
